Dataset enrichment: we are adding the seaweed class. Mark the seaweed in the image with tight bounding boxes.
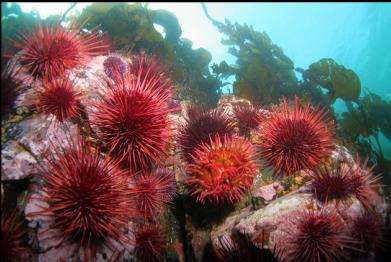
[339,90,391,182]
[303,58,361,103]
[212,19,299,105]
[74,3,223,107]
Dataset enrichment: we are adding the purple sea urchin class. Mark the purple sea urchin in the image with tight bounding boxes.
[103,54,128,79]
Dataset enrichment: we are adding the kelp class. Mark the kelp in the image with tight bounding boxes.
[75,3,223,107]
[339,91,391,179]
[340,91,391,141]
[74,3,176,61]
[303,58,361,103]
[212,19,299,105]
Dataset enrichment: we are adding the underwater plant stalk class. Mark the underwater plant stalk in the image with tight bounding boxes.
[59,2,77,24]
[201,3,224,28]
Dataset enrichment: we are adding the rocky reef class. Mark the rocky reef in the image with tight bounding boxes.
[1,3,391,262]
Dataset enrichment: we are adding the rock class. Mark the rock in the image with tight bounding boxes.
[1,141,37,180]
[190,227,211,261]
[331,144,355,164]
[38,243,78,262]
[253,182,283,203]
[1,107,79,180]
[24,192,50,229]
[18,116,78,157]
[217,94,252,118]
[13,114,50,157]
[210,206,253,250]
[236,192,311,241]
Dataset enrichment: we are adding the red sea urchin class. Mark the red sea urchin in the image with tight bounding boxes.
[13,23,108,80]
[278,208,353,262]
[233,103,264,137]
[133,169,177,217]
[308,162,355,206]
[186,134,259,205]
[308,157,384,209]
[89,61,174,172]
[31,131,141,260]
[1,211,31,262]
[1,60,26,119]
[134,222,167,262]
[349,155,384,210]
[33,77,82,122]
[179,105,233,163]
[258,96,335,176]
[348,209,385,256]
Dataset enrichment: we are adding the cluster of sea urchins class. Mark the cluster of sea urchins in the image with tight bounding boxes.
[259,98,386,261]
[10,22,109,124]
[7,21,179,260]
[5,18,388,262]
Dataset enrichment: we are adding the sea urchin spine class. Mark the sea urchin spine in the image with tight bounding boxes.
[1,60,26,119]
[133,168,177,217]
[32,77,82,122]
[29,130,141,260]
[278,208,354,262]
[348,209,385,256]
[258,96,335,176]
[89,58,175,172]
[134,222,167,262]
[1,211,31,262]
[349,155,384,210]
[13,22,109,80]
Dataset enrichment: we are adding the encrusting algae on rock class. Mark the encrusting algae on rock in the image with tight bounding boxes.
[1,2,391,262]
